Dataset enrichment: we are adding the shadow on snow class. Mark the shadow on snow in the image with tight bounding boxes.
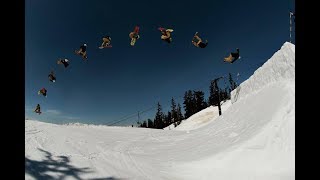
[25,148,123,180]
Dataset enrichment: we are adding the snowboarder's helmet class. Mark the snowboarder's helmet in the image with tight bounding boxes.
[84,44,87,46]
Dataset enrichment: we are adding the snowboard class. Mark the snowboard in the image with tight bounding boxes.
[130,38,136,46]
[224,56,241,64]
[158,27,165,31]
[99,45,112,49]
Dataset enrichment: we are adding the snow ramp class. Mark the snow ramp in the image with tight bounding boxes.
[25,42,295,180]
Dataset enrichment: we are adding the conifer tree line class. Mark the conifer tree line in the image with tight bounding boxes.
[137,73,238,129]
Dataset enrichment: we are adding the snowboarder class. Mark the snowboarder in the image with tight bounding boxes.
[48,71,56,82]
[224,48,240,64]
[158,27,173,43]
[75,43,88,60]
[57,58,69,68]
[38,88,47,97]
[99,36,112,49]
[192,32,208,48]
[129,26,140,46]
[34,104,41,115]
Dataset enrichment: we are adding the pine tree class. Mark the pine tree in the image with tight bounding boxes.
[225,88,228,101]
[183,90,194,119]
[165,111,172,127]
[176,103,184,126]
[171,97,177,125]
[191,92,197,115]
[194,90,207,113]
[206,99,210,107]
[209,80,219,106]
[147,119,154,128]
[154,102,164,129]
[141,120,147,128]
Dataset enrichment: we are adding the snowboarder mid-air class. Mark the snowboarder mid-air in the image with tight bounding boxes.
[224,48,240,64]
[99,36,112,48]
[57,58,69,68]
[34,104,41,115]
[159,27,173,43]
[192,32,208,48]
[75,43,88,60]
[129,26,140,46]
[38,88,47,97]
[48,71,56,82]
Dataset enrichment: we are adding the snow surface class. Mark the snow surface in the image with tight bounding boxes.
[26,42,295,180]
[164,100,232,131]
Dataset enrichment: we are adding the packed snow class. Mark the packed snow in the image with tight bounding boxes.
[164,100,232,131]
[26,42,295,180]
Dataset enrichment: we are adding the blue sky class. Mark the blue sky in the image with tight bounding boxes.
[25,0,295,125]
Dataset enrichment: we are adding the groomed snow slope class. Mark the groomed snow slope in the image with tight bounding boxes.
[25,42,295,180]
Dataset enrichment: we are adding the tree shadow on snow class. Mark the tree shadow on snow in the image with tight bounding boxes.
[25,148,122,180]
[232,86,241,103]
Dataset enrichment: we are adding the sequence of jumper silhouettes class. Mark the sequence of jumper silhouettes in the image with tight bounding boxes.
[33,26,241,115]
